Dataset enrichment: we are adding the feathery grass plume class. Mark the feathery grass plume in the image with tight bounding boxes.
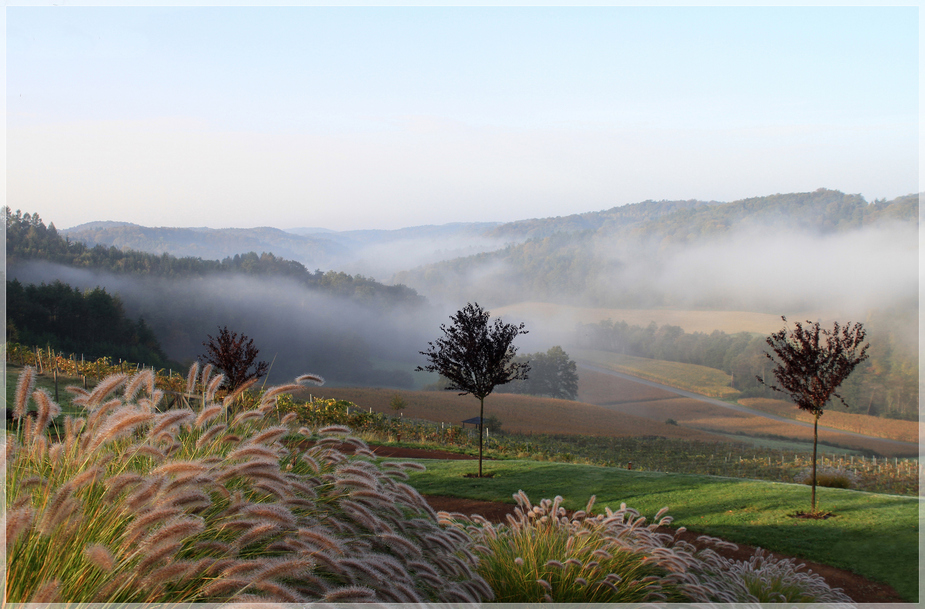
[35,481,76,535]
[247,426,288,446]
[30,389,61,439]
[124,506,185,547]
[297,527,344,553]
[86,407,152,453]
[259,384,302,404]
[66,384,90,399]
[218,460,279,483]
[84,543,116,572]
[254,556,315,582]
[376,532,422,557]
[17,475,46,492]
[252,580,308,603]
[125,369,155,402]
[231,410,264,426]
[200,363,214,387]
[63,415,85,449]
[29,578,61,603]
[142,516,205,549]
[125,476,165,511]
[195,404,224,427]
[70,464,106,489]
[148,409,195,439]
[223,376,260,409]
[151,460,208,478]
[6,505,36,547]
[86,397,124,432]
[193,539,234,555]
[323,585,377,602]
[160,488,212,511]
[195,423,227,449]
[131,444,167,461]
[86,373,128,407]
[221,558,270,580]
[13,366,36,419]
[317,424,351,435]
[135,540,184,573]
[205,373,225,402]
[102,472,144,502]
[200,576,250,598]
[140,559,198,592]
[242,504,297,528]
[296,373,325,385]
[186,362,200,395]
[280,411,298,426]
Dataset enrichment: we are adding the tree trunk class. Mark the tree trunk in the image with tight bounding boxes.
[478,396,484,478]
[811,412,819,513]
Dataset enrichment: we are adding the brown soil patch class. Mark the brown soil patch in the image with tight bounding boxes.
[366,446,905,604]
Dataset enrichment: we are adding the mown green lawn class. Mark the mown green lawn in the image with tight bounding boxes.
[406,458,920,602]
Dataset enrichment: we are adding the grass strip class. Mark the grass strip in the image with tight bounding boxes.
[406,458,919,602]
[572,348,740,398]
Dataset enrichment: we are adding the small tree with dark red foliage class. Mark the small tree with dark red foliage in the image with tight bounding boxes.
[417,302,529,477]
[201,326,269,392]
[759,316,869,515]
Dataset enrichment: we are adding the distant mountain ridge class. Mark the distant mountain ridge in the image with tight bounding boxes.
[392,189,919,310]
[58,189,917,301]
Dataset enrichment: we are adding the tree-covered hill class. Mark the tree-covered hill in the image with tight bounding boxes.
[7,208,423,308]
[393,189,918,310]
[61,221,346,268]
[5,208,433,387]
[6,278,177,369]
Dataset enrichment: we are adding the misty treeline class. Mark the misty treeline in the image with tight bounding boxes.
[5,208,423,308]
[497,346,579,400]
[576,314,918,420]
[394,189,917,310]
[5,208,436,386]
[5,279,175,369]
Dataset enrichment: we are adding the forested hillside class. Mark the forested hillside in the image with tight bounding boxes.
[62,218,505,279]
[7,209,423,308]
[393,189,918,310]
[5,208,434,387]
[6,279,176,369]
[58,221,344,268]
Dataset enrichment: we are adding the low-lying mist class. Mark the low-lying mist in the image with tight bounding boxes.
[7,261,456,387]
[596,219,919,322]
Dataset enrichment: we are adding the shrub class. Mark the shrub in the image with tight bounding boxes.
[5,365,491,604]
[440,490,853,603]
[389,393,407,412]
[794,466,858,489]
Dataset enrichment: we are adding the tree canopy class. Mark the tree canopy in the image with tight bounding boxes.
[501,345,578,400]
[201,326,270,392]
[760,316,869,514]
[417,302,529,476]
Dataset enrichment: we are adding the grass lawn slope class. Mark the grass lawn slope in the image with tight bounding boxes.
[406,459,919,602]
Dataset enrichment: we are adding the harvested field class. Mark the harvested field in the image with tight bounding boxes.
[572,349,739,398]
[577,368,918,458]
[491,302,802,335]
[301,386,727,442]
[740,398,919,444]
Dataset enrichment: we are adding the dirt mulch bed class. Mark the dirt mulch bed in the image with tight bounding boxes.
[367,445,906,604]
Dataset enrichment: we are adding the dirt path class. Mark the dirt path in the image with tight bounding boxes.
[372,445,906,604]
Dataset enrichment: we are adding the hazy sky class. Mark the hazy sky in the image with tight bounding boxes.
[6,5,919,231]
